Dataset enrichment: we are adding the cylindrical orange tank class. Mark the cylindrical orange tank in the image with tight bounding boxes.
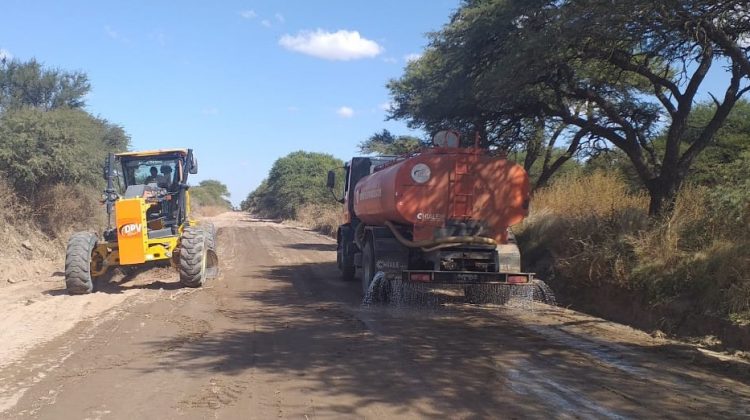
[353,147,530,244]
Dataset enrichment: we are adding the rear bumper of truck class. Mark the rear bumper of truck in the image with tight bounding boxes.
[401,270,533,284]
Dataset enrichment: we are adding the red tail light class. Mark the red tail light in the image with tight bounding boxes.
[507,275,528,284]
[410,273,432,282]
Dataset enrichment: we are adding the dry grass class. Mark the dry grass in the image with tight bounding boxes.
[295,203,342,237]
[33,184,106,238]
[192,204,231,218]
[0,179,66,277]
[518,171,750,324]
[530,171,648,219]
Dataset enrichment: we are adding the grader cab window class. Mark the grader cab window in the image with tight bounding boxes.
[120,159,180,190]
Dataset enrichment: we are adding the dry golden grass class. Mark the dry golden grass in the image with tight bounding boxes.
[34,184,106,238]
[295,203,342,237]
[529,171,648,218]
[0,179,66,265]
[519,171,750,324]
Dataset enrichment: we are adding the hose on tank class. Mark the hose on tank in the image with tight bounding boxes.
[383,220,496,252]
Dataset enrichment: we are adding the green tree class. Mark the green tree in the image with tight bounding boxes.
[190,179,232,209]
[243,151,343,219]
[389,0,750,215]
[685,100,750,185]
[0,107,129,198]
[358,129,424,155]
[0,58,90,111]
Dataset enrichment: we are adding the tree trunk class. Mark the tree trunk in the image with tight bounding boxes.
[647,176,682,216]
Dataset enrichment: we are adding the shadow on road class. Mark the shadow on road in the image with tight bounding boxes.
[137,255,750,417]
[283,242,336,252]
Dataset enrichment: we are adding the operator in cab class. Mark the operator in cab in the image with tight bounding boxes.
[145,166,159,184]
[158,165,174,190]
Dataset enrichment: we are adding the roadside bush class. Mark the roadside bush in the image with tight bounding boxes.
[190,179,232,210]
[243,151,343,219]
[0,107,128,199]
[33,184,105,238]
[0,176,30,226]
[518,171,750,324]
[296,203,342,237]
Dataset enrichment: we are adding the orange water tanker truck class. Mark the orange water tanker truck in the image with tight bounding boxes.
[326,130,554,304]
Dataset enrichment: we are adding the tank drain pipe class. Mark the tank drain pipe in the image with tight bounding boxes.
[383,220,496,251]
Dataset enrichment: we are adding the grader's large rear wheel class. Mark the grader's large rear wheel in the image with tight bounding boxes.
[201,222,217,252]
[198,222,220,278]
[179,228,208,288]
[65,232,98,295]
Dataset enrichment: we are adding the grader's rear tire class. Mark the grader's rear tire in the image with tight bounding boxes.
[65,232,98,295]
[179,228,208,288]
[201,223,217,252]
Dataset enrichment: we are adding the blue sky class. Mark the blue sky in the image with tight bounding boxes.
[0,0,459,205]
[0,1,739,206]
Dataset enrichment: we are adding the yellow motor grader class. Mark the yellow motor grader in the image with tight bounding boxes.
[64,148,218,294]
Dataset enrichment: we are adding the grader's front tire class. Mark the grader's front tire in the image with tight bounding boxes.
[179,228,208,288]
[65,232,98,295]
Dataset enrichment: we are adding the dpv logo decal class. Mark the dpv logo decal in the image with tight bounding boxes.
[119,223,143,237]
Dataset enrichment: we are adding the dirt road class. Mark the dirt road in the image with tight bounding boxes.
[2,212,750,419]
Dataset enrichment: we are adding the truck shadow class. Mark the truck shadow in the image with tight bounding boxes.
[138,258,750,417]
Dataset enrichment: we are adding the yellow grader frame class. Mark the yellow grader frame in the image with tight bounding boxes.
[65,148,218,294]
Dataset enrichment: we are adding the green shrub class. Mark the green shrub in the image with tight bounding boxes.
[244,151,343,219]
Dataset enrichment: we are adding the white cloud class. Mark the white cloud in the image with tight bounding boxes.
[336,106,354,118]
[0,48,12,62]
[279,29,383,61]
[275,13,285,23]
[239,10,257,19]
[202,107,219,116]
[404,53,422,63]
[261,19,272,28]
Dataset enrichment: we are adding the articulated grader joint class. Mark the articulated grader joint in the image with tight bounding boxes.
[64,148,218,294]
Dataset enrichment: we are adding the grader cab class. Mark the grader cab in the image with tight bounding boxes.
[64,149,218,294]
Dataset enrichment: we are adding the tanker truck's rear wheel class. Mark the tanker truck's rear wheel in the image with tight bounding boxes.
[361,236,375,296]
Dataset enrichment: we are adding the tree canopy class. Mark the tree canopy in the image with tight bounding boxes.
[0,58,90,111]
[358,129,425,155]
[241,151,343,219]
[190,180,232,209]
[388,0,750,214]
[0,58,129,199]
